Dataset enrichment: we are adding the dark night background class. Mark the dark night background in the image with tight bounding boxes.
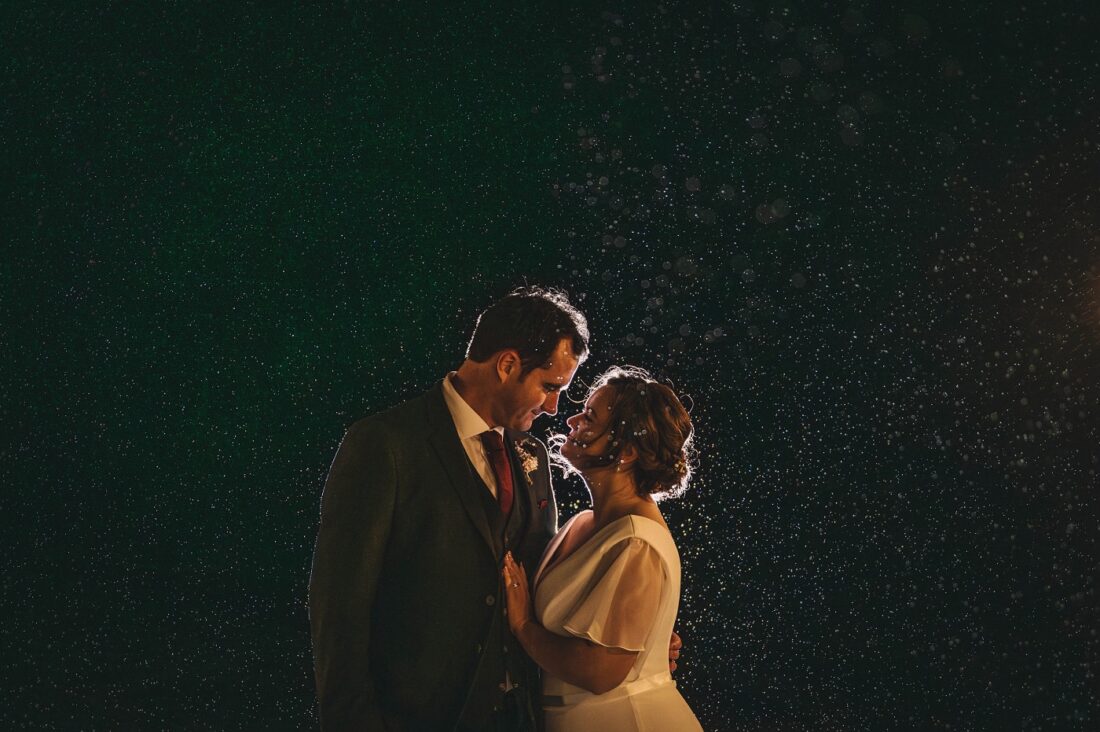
[4,1,1098,729]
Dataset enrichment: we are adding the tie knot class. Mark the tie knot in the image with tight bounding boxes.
[479,430,505,453]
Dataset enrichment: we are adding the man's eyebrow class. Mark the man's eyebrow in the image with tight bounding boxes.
[544,383,564,392]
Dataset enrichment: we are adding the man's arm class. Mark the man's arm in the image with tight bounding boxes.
[308,421,396,730]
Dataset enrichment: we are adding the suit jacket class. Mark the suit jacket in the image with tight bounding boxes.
[309,381,559,730]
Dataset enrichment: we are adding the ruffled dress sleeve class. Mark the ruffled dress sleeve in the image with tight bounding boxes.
[559,536,665,652]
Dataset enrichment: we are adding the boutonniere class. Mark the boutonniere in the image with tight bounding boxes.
[514,438,540,487]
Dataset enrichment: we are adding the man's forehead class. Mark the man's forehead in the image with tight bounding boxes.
[544,365,576,384]
[544,341,579,371]
[546,357,579,380]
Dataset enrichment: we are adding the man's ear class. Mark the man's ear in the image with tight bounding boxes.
[495,350,521,383]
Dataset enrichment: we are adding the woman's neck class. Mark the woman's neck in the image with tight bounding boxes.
[584,469,652,528]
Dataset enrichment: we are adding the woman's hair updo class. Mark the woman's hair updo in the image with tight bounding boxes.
[558,365,695,501]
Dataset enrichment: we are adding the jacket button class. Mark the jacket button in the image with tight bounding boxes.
[485,595,496,606]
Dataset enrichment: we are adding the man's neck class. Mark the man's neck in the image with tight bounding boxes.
[449,369,499,429]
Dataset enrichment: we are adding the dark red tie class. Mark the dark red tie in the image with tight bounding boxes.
[479,430,514,516]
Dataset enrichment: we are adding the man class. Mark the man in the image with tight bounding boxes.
[309,287,681,730]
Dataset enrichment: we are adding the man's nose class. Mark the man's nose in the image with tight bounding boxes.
[543,392,560,416]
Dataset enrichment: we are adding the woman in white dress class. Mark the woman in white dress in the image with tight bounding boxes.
[502,366,702,731]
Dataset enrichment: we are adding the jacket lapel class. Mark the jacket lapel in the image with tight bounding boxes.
[424,382,496,555]
[506,429,555,535]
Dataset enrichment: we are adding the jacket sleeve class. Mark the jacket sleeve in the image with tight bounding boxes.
[308,420,396,730]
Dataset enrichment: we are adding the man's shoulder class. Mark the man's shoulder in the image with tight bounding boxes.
[346,386,438,440]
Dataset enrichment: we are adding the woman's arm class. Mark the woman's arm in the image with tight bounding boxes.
[503,553,638,695]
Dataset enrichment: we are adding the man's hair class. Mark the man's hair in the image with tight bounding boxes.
[466,286,589,376]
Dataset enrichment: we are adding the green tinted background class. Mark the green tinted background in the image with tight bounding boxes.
[5,1,1098,728]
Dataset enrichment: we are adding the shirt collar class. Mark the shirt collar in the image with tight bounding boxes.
[441,372,503,441]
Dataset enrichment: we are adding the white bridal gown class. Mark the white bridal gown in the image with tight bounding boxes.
[532,511,702,732]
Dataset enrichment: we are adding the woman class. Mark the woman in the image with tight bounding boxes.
[502,366,702,731]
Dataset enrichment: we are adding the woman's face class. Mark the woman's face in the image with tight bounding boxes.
[562,385,617,469]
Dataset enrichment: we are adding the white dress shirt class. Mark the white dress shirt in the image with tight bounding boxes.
[441,372,504,498]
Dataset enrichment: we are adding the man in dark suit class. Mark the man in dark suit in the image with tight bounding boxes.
[309,287,589,730]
